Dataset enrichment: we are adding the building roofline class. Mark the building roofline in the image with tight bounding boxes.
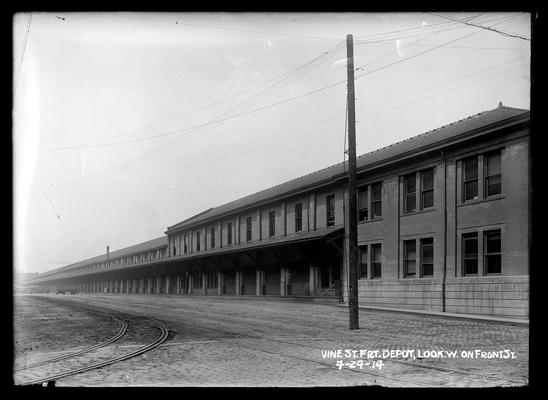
[166,106,529,234]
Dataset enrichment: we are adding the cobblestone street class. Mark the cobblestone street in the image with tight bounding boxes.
[13,294,529,387]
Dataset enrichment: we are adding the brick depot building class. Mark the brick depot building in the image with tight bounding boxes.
[31,105,530,319]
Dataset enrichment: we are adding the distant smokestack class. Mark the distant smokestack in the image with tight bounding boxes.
[106,246,110,262]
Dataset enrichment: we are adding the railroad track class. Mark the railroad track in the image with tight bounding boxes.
[15,300,170,386]
[14,315,128,372]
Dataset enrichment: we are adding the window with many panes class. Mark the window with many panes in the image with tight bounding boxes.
[295,203,303,232]
[463,156,479,201]
[196,231,201,251]
[404,240,416,277]
[371,183,382,218]
[421,238,434,276]
[359,246,368,278]
[462,232,478,275]
[268,211,275,237]
[210,227,215,248]
[227,222,233,245]
[358,187,368,221]
[404,174,416,213]
[484,230,501,274]
[371,244,382,278]
[421,169,434,209]
[485,151,502,197]
[246,216,252,242]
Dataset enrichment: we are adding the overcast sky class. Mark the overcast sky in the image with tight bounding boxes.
[13,12,530,274]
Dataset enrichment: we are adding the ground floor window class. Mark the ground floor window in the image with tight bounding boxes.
[371,244,382,278]
[462,232,478,275]
[484,230,502,274]
[207,270,217,288]
[193,272,203,289]
[359,246,368,278]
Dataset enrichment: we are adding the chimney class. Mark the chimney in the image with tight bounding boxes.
[106,246,110,262]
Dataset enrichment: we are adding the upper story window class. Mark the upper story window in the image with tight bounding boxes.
[358,187,368,221]
[246,216,252,242]
[484,230,501,274]
[326,195,335,227]
[485,151,502,197]
[463,156,479,201]
[268,211,275,237]
[462,232,478,275]
[421,169,434,209]
[295,203,303,232]
[210,227,215,248]
[183,235,188,254]
[227,222,233,245]
[371,183,382,218]
[172,241,176,256]
[404,174,416,213]
[196,231,201,251]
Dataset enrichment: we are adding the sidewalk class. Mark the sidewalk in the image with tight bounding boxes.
[336,303,529,326]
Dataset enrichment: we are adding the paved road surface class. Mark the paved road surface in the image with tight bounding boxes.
[13,294,528,387]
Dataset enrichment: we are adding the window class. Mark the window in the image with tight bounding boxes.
[359,246,368,278]
[484,230,501,274]
[421,238,434,277]
[463,156,479,201]
[227,222,233,245]
[462,233,478,275]
[404,240,416,277]
[421,169,434,209]
[193,272,202,289]
[371,244,382,278]
[196,231,201,251]
[404,174,416,213]
[326,195,335,226]
[295,203,303,232]
[485,151,501,197]
[207,270,217,288]
[358,187,368,221]
[371,183,382,218]
[183,235,188,254]
[246,216,252,242]
[268,211,275,237]
[172,242,176,256]
[210,227,215,248]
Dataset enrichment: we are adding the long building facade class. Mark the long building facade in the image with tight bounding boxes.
[29,105,530,318]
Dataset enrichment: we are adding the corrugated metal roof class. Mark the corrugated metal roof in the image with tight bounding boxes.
[168,105,529,232]
[42,236,168,275]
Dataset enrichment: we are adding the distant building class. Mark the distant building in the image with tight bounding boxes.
[30,105,530,318]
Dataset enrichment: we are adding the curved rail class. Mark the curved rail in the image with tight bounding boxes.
[15,315,128,372]
[20,317,169,386]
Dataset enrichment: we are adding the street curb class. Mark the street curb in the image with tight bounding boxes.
[336,303,529,326]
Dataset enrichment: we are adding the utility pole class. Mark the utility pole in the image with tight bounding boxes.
[346,34,359,330]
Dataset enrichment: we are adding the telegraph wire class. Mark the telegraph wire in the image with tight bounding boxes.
[50,45,345,189]
[42,42,345,150]
[428,12,531,41]
[47,16,525,191]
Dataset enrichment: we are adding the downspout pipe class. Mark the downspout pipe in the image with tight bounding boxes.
[441,150,447,313]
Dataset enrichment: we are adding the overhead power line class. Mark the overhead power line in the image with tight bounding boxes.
[429,12,531,41]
